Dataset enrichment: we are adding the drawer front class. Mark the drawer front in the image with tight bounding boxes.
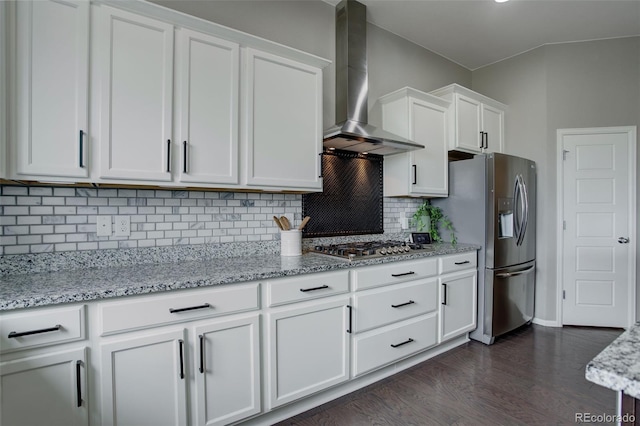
[0,305,85,353]
[354,278,437,332]
[439,252,477,274]
[267,270,349,307]
[352,258,437,291]
[100,283,259,335]
[352,314,437,377]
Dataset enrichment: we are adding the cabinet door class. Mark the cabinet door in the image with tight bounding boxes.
[1,347,88,426]
[97,6,173,182]
[440,270,477,342]
[100,329,188,426]
[244,48,323,190]
[194,314,260,426]
[15,0,89,179]
[409,98,448,196]
[453,94,482,153]
[176,28,239,186]
[266,297,350,409]
[481,103,504,153]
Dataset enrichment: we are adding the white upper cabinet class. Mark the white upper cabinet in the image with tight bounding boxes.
[380,87,451,197]
[430,84,506,155]
[176,29,240,186]
[244,49,323,191]
[96,6,174,182]
[14,0,90,179]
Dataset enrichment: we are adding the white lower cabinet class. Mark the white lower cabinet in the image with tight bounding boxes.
[194,315,261,426]
[266,297,350,409]
[440,270,478,342]
[100,328,189,426]
[0,347,88,426]
[352,314,438,377]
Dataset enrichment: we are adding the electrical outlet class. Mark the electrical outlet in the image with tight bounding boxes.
[96,216,112,236]
[114,215,130,237]
[400,217,410,230]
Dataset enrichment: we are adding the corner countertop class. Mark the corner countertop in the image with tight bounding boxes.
[585,323,640,399]
[0,243,479,311]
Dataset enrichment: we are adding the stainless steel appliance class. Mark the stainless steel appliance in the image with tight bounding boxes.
[323,0,424,155]
[311,240,433,261]
[434,153,536,345]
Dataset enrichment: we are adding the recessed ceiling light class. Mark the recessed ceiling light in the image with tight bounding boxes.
[495,0,509,3]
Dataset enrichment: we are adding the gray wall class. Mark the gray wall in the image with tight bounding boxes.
[473,36,640,323]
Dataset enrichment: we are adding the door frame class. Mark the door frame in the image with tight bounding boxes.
[555,126,637,328]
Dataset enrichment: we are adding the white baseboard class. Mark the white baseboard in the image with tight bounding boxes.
[533,317,561,327]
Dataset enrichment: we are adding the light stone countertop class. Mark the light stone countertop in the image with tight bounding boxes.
[585,323,640,399]
[0,243,479,311]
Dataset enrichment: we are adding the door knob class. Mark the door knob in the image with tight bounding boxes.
[618,237,630,244]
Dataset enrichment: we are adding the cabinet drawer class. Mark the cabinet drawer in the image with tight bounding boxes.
[266,270,349,307]
[439,252,477,274]
[354,278,437,332]
[352,258,437,291]
[99,283,259,335]
[0,305,85,354]
[352,314,437,377]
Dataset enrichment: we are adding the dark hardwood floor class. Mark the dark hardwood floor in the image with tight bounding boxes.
[276,325,623,426]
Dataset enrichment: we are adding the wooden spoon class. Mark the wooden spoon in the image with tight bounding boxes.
[298,216,311,230]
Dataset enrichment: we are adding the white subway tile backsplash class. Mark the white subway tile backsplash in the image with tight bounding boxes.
[1,185,422,255]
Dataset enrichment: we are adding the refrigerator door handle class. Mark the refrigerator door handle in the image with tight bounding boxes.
[517,175,529,246]
[496,265,535,278]
[513,175,523,243]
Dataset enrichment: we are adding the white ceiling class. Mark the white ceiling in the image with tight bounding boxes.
[324,0,640,70]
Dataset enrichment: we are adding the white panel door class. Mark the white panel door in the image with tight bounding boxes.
[561,127,636,327]
[244,48,323,190]
[266,297,350,409]
[410,98,448,196]
[194,314,261,426]
[440,270,477,342]
[100,329,188,426]
[15,0,89,179]
[481,103,504,153]
[176,28,239,186]
[1,347,88,426]
[98,6,173,181]
[454,94,482,153]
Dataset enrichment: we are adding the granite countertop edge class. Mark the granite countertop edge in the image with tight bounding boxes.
[0,243,480,311]
[585,323,640,399]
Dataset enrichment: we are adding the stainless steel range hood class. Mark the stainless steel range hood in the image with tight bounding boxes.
[324,0,424,156]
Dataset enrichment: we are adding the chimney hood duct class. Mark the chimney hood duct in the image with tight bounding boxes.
[323,0,424,156]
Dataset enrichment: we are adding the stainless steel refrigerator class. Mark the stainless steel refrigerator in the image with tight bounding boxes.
[434,153,536,345]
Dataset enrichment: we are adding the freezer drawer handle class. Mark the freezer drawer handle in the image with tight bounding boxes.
[391,300,415,308]
[8,324,62,338]
[454,260,470,265]
[496,265,535,278]
[391,338,414,348]
[300,285,329,292]
[391,271,415,277]
[169,303,212,314]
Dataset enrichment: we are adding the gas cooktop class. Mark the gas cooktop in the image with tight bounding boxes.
[310,240,433,261]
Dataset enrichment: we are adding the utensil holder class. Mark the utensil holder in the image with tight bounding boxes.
[280,230,302,257]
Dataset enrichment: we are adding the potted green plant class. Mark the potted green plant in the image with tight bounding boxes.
[411,200,457,245]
